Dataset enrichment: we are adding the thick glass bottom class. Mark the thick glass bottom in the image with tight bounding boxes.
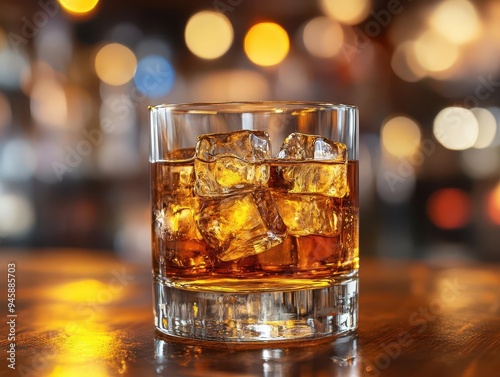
[153,274,358,343]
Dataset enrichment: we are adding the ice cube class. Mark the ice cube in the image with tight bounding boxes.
[154,194,203,242]
[195,188,287,261]
[276,133,348,197]
[194,130,271,196]
[272,193,342,237]
[157,164,196,194]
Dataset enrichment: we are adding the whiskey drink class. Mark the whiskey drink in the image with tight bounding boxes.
[152,158,358,291]
[150,102,359,342]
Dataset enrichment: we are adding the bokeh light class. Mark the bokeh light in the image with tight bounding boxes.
[486,107,500,147]
[381,115,421,158]
[302,17,344,58]
[487,182,500,225]
[391,42,426,82]
[427,188,471,229]
[133,55,175,98]
[244,22,289,67]
[471,108,497,149]
[30,78,68,130]
[65,85,94,130]
[185,11,233,60]
[433,107,478,150]
[58,0,99,15]
[413,31,459,73]
[0,193,35,237]
[94,43,137,86]
[320,0,371,25]
[429,0,481,45]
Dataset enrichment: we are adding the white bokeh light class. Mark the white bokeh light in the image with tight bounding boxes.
[0,193,35,237]
[433,107,478,150]
[471,108,497,149]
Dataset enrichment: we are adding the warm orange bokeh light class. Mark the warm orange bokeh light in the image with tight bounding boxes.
[487,183,500,225]
[94,43,137,86]
[427,188,471,229]
[58,0,99,15]
[244,22,289,66]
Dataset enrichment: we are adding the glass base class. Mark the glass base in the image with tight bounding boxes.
[153,274,358,343]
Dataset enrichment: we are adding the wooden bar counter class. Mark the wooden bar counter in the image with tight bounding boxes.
[1,249,499,376]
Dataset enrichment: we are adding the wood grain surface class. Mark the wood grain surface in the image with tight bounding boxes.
[0,249,499,376]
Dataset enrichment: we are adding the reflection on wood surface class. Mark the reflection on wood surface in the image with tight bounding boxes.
[0,250,499,376]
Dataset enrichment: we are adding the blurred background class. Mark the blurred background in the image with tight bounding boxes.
[0,0,499,264]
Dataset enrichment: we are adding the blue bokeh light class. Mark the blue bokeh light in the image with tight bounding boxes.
[133,55,175,98]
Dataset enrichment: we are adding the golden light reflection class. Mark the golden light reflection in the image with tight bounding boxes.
[94,43,137,86]
[49,364,109,377]
[46,323,126,376]
[57,331,114,363]
[433,107,478,151]
[413,30,460,73]
[320,0,371,25]
[185,11,234,60]
[58,0,99,15]
[429,0,481,45]
[48,279,119,302]
[244,22,289,66]
[302,17,344,58]
[38,277,131,376]
[381,115,422,157]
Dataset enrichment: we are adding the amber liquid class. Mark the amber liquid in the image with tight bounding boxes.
[152,159,358,292]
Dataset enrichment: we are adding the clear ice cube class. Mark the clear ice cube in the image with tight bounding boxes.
[276,132,348,197]
[195,188,287,261]
[194,130,271,196]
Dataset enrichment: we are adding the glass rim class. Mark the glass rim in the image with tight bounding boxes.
[148,101,358,115]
